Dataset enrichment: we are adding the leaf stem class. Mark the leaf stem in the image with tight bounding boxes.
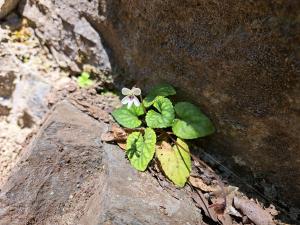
[139,95,147,114]
[124,127,145,133]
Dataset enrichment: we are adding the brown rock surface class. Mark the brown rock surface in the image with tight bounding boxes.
[0,0,20,19]
[0,101,204,225]
[20,0,300,208]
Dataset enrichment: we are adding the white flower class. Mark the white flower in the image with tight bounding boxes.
[121,87,141,108]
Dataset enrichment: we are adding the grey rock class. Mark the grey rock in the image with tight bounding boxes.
[20,0,111,73]
[0,0,20,19]
[0,101,204,225]
[9,73,51,126]
[0,55,51,126]
[0,22,64,126]
[0,20,70,188]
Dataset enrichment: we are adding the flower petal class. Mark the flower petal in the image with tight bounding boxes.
[121,96,130,104]
[133,96,140,106]
[127,99,134,108]
[132,87,141,96]
[122,88,131,95]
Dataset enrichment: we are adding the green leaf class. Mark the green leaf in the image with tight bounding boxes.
[112,105,144,128]
[172,102,215,139]
[143,84,176,107]
[126,128,156,171]
[128,104,145,117]
[156,139,191,187]
[81,72,90,79]
[77,72,94,88]
[145,97,175,128]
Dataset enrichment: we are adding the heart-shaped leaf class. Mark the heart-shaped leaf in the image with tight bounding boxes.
[128,104,145,116]
[143,84,176,107]
[126,128,156,171]
[156,139,191,187]
[172,102,215,139]
[145,97,175,128]
[112,105,144,128]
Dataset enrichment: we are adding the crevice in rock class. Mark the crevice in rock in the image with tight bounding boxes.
[81,12,122,71]
[0,72,16,98]
[0,105,10,116]
[17,110,34,128]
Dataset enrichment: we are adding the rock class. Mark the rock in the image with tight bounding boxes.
[0,0,20,19]
[0,101,204,225]
[20,0,300,208]
[0,50,51,127]
[0,120,31,186]
[0,21,69,187]
[0,21,69,126]
[0,72,16,98]
[9,73,51,126]
[20,0,111,73]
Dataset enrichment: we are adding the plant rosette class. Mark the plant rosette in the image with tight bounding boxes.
[111,84,215,187]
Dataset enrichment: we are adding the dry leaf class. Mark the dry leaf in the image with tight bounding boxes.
[213,185,238,197]
[189,176,219,192]
[210,196,226,216]
[117,142,126,150]
[191,189,219,222]
[233,197,275,225]
[226,186,239,194]
[101,125,128,142]
[212,202,226,215]
[101,132,115,142]
[217,213,233,225]
[112,125,127,140]
[224,185,240,217]
[227,205,242,218]
[265,204,279,216]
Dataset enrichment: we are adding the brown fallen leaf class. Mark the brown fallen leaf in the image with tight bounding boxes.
[112,125,128,140]
[191,188,219,222]
[189,176,219,192]
[210,197,226,215]
[101,132,115,142]
[209,184,241,224]
[213,185,238,197]
[223,185,240,217]
[227,205,242,218]
[117,142,126,150]
[101,125,128,142]
[217,213,233,225]
[265,204,279,216]
[233,197,276,225]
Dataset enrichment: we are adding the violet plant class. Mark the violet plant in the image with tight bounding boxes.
[112,84,215,187]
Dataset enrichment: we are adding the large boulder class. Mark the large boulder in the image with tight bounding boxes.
[0,0,19,19]
[0,101,204,225]
[19,0,300,208]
